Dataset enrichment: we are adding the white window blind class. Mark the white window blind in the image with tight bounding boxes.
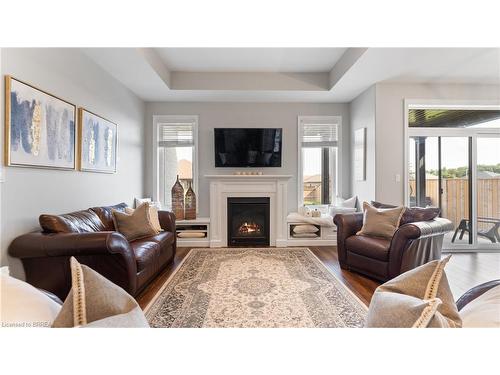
[300,123,338,147]
[158,122,195,147]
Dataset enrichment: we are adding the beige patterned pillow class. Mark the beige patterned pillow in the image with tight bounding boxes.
[365,256,462,328]
[125,204,162,233]
[112,203,159,241]
[357,201,405,238]
[52,258,149,328]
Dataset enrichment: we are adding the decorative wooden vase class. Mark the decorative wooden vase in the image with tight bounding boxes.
[171,175,185,220]
[184,180,196,220]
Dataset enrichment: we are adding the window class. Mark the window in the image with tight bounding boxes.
[154,116,198,211]
[298,116,340,206]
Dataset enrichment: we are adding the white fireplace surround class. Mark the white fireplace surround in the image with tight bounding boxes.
[205,175,293,247]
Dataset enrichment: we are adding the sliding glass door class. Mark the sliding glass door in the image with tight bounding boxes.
[409,136,471,248]
[406,105,500,251]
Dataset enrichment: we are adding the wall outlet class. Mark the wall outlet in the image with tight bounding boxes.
[395,174,401,183]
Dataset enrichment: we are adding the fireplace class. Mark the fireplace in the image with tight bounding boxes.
[227,197,270,246]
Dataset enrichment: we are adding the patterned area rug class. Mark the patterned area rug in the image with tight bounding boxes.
[145,248,367,328]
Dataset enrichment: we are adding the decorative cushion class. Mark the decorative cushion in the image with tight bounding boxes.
[371,201,440,225]
[125,204,162,233]
[341,196,357,209]
[329,206,357,217]
[357,202,405,238]
[0,267,61,327]
[112,203,159,241]
[52,258,149,328]
[39,209,105,233]
[90,202,128,231]
[177,232,206,238]
[365,256,462,328]
[135,197,162,210]
[459,284,500,328]
[346,235,391,261]
[134,197,151,208]
[292,224,319,234]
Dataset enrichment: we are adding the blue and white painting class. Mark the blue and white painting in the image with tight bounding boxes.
[79,109,117,173]
[7,77,76,169]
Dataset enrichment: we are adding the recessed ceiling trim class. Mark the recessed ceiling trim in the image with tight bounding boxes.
[170,72,330,91]
[329,47,368,89]
[139,48,171,88]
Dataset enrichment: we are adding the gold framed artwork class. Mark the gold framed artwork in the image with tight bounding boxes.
[4,75,77,170]
[78,108,117,173]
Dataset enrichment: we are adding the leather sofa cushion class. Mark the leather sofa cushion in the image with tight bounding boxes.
[130,240,160,272]
[147,231,175,247]
[345,234,391,261]
[371,201,440,225]
[91,203,128,231]
[39,209,106,233]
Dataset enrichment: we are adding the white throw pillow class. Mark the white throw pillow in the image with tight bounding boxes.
[460,285,500,328]
[292,224,319,234]
[135,197,162,210]
[177,232,206,238]
[134,197,152,208]
[341,196,357,209]
[0,271,61,327]
[329,206,357,217]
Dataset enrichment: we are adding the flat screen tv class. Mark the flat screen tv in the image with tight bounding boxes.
[214,128,282,167]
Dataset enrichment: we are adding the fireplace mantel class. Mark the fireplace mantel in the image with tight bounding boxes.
[206,174,292,247]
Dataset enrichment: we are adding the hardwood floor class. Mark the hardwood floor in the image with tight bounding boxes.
[136,246,500,309]
[444,251,500,298]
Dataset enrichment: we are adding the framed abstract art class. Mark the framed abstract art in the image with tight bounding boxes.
[5,76,76,170]
[78,108,117,173]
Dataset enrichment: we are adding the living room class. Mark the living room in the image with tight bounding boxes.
[1,1,499,374]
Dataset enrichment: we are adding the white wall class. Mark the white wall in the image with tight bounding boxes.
[145,102,351,216]
[0,49,145,274]
[375,82,500,205]
[350,85,376,204]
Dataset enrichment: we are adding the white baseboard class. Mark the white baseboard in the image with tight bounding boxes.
[286,239,337,247]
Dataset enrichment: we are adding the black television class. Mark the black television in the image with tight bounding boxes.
[214,128,282,167]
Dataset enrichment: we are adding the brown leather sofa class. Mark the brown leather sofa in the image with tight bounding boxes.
[8,203,176,300]
[334,206,453,282]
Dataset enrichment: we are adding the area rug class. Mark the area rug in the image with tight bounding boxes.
[144,248,368,328]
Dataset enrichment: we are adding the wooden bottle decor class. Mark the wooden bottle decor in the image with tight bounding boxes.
[184,180,196,220]
[171,175,185,220]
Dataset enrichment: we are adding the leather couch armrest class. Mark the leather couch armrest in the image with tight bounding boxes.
[333,212,364,238]
[8,231,138,299]
[456,279,500,311]
[388,217,454,278]
[9,231,134,260]
[333,212,364,267]
[158,210,176,233]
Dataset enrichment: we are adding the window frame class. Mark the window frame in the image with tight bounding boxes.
[297,115,342,208]
[153,115,199,213]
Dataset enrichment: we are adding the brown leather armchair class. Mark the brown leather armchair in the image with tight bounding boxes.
[334,211,453,282]
[8,203,176,300]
